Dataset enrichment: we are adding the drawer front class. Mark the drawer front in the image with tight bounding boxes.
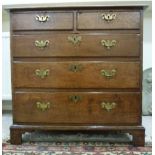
[11,11,73,30]
[13,61,140,88]
[12,34,140,57]
[14,92,140,124]
[77,11,140,29]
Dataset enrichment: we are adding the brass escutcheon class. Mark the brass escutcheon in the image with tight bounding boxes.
[36,102,51,111]
[69,64,83,72]
[101,13,116,22]
[101,40,117,50]
[35,69,50,79]
[69,95,82,103]
[100,69,116,79]
[35,15,49,22]
[68,35,82,45]
[101,102,116,112]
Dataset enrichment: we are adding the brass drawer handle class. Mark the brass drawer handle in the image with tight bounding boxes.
[101,69,116,79]
[69,64,83,72]
[101,40,117,50]
[35,69,50,79]
[69,95,82,103]
[35,15,49,22]
[68,35,82,45]
[35,40,49,49]
[101,102,116,112]
[101,13,116,22]
[36,102,51,111]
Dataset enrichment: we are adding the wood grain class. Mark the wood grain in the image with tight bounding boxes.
[77,11,140,29]
[14,91,141,124]
[11,11,74,30]
[12,34,140,57]
[13,61,140,88]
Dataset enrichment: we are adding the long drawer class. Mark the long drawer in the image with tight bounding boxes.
[14,92,141,124]
[12,34,140,57]
[11,11,73,30]
[13,61,140,88]
[77,11,140,29]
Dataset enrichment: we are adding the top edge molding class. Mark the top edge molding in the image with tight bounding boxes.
[3,1,151,10]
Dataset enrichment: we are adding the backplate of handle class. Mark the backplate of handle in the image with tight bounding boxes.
[36,101,51,111]
[101,69,116,79]
[101,102,116,112]
[35,40,49,49]
[35,15,49,22]
[35,69,50,79]
[101,40,117,50]
[101,13,116,22]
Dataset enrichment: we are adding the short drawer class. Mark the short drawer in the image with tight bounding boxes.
[14,92,141,125]
[11,11,73,30]
[12,34,140,57]
[77,11,140,30]
[13,61,140,88]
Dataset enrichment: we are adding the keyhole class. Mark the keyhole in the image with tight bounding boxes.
[74,96,77,100]
[73,96,79,103]
[74,65,77,71]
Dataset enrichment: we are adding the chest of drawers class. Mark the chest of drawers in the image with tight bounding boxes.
[8,6,145,146]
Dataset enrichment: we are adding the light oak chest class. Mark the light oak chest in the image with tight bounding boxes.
[8,6,145,146]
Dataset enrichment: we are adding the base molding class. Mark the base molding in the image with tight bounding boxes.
[10,124,145,146]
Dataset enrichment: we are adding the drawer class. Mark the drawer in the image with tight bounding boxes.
[14,92,140,124]
[12,34,140,57]
[13,61,140,88]
[11,11,73,30]
[77,11,140,30]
